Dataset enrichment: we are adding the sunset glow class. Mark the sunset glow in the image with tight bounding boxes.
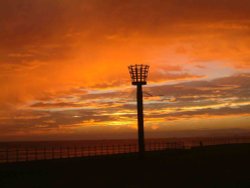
[0,0,250,141]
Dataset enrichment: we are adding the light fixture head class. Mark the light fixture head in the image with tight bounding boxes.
[128,64,149,85]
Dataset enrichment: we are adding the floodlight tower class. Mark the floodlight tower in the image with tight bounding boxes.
[128,64,150,158]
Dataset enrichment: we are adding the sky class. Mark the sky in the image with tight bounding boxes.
[0,0,250,141]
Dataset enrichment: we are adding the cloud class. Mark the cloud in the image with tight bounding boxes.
[1,0,250,100]
[0,108,117,134]
[147,73,250,100]
[31,102,83,108]
[0,0,250,140]
[147,105,250,120]
[0,73,249,140]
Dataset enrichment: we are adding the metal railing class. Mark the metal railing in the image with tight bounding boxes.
[0,142,184,164]
[190,137,250,148]
[1,137,250,164]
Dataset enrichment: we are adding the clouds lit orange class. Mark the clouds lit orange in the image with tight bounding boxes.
[0,0,250,141]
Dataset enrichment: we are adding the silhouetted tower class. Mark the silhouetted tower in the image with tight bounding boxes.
[128,64,150,158]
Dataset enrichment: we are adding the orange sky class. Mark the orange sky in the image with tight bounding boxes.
[0,0,250,141]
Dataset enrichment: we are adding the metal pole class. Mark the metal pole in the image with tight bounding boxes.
[137,84,145,158]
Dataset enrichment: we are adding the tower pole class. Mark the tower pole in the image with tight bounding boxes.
[128,64,149,159]
[137,84,145,158]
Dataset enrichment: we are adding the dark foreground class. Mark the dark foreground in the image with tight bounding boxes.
[0,144,250,188]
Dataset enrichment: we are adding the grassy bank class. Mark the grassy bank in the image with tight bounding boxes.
[0,144,250,188]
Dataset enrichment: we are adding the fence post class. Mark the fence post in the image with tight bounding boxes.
[103,145,106,155]
[90,146,92,156]
[26,148,29,161]
[93,146,96,156]
[88,146,90,156]
[59,146,62,159]
[16,148,19,162]
[109,145,111,155]
[44,147,46,160]
[35,147,37,160]
[67,147,70,158]
[74,146,77,157]
[52,147,54,159]
[6,148,9,163]
[81,147,83,157]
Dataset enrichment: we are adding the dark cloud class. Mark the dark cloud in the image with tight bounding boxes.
[0,108,117,133]
[147,73,250,100]
[1,0,250,63]
[150,72,204,82]
[31,102,83,108]
[146,105,250,120]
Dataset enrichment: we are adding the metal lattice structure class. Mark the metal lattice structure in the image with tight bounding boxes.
[128,64,149,85]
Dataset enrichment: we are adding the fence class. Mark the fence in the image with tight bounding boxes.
[190,137,250,148]
[0,142,184,164]
[1,137,250,164]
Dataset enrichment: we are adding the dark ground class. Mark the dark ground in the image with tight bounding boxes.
[0,144,250,188]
